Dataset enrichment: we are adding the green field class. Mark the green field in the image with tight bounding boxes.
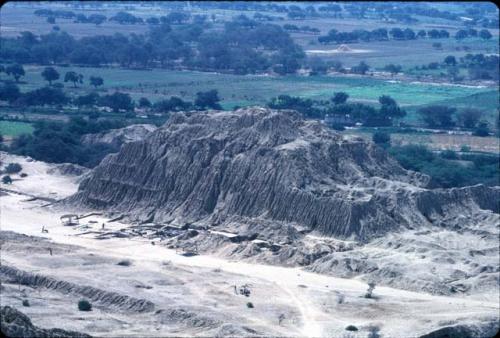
[17,65,497,122]
[0,120,34,137]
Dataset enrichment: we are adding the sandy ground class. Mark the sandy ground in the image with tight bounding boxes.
[1,153,499,337]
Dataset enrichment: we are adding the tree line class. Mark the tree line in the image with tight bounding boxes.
[0,16,305,75]
[316,27,489,44]
[414,53,499,81]
[267,92,406,127]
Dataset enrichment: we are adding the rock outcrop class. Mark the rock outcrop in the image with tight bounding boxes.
[1,306,91,338]
[47,163,89,177]
[81,124,157,148]
[67,108,499,241]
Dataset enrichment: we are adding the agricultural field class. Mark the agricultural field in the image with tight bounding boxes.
[2,2,498,71]
[0,120,34,137]
[343,129,500,154]
[305,37,499,70]
[16,65,498,125]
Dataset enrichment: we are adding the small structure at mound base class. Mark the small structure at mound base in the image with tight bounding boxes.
[60,214,79,226]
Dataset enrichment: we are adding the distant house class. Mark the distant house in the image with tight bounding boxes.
[324,113,355,127]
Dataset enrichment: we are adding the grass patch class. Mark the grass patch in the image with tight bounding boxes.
[0,121,34,137]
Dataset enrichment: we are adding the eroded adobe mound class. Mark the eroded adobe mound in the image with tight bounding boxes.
[67,108,498,240]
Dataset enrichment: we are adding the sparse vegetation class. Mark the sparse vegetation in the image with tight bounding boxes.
[389,145,499,188]
[117,259,132,266]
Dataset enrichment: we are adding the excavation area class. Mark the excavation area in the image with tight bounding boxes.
[0,152,498,337]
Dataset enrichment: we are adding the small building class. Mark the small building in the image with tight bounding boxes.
[60,214,79,226]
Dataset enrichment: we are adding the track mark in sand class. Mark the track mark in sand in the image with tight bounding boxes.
[278,283,323,338]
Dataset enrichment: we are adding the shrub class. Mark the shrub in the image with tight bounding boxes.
[78,299,92,311]
[5,163,22,174]
[372,131,391,146]
[246,302,254,308]
[117,259,132,266]
[2,175,12,184]
[22,299,30,307]
[440,150,458,160]
[365,281,376,298]
[345,325,358,331]
[473,121,490,137]
[20,173,28,178]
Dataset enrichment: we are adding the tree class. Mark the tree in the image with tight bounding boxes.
[88,14,106,25]
[473,121,490,136]
[89,76,103,88]
[146,17,159,25]
[418,105,456,128]
[64,71,83,88]
[5,64,25,82]
[41,67,60,85]
[455,30,468,40]
[384,64,402,75]
[154,96,191,113]
[0,82,21,103]
[99,92,134,112]
[389,28,405,40]
[403,28,416,40]
[75,92,99,107]
[307,56,327,75]
[447,66,460,81]
[372,131,391,147]
[458,108,482,129]
[351,61,370,75]
[479,29,492,40]
[195,89,222,110]
[332,92,349,105]
[139,97,152,108]
[2,175,12,184]
[444,55,457,66]
[22,86,68,106]
[417,30,427,38]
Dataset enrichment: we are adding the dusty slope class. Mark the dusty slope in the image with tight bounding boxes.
[0,156,498,337]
